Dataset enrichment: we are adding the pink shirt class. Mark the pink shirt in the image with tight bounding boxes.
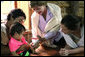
[9,36,28,54]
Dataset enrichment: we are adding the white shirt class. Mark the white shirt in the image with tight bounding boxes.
[62,26,84,48]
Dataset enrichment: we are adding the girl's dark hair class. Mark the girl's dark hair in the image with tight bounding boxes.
[10,22,26,37]
[30,1,47,8]
[61,15,82,30]
[7,8,26,21]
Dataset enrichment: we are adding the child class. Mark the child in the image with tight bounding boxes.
[9,22,34,56]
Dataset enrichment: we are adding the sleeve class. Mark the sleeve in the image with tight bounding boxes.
[62,32,78,48]
[44,31,57,39]
[31,12,39,45]
[31,12,38,38]
[21,36,28,45]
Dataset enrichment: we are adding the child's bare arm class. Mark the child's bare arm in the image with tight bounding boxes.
[16,44,27,52]
[11,51,19,56]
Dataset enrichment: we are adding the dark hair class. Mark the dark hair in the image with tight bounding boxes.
[10,22,26,37]
[7,8,26,21]
[61,15,81,30]
[30,1,47,8]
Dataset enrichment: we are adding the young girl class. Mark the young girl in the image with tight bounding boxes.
[9,22,34,56]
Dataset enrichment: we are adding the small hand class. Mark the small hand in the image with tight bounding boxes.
[37,35,46,42]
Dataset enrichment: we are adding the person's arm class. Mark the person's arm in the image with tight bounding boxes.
[16,44,27,52]
[59,46,84,56]
[68,47,84,55]
[16,43,34,53]
[44,31,57,39]
[11,51,19,56]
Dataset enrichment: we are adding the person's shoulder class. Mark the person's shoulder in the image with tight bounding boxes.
[1,23,6,33]
[31,11,39,19]
[9,38,14,43]
[1,23,6,28]
[47,3,56,6]
[47,3,61,13]
[47,3,60,8]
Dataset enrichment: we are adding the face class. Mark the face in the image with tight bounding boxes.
[14,31,25,41]
[10,16,25,26]
[14,16,25,24]
[60,24,72,34]
[32,6,45,15]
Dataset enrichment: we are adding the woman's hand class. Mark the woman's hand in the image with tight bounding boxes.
[59,48,69,56]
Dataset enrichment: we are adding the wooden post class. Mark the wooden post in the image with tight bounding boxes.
[14,1,17,8]
[29,6,34,31]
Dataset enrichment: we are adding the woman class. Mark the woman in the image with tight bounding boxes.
[59,15,84,56]
[30,1,65,56]
[1,8,26,56]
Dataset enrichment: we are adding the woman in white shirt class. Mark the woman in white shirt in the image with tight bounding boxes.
[30,1,64,56]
